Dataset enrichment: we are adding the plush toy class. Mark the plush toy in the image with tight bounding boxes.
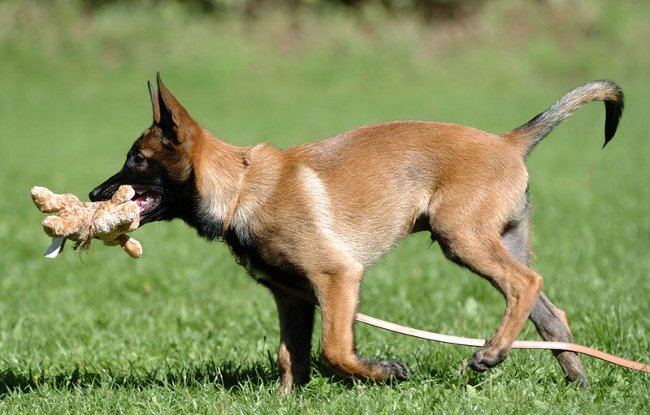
[31,185,143,258]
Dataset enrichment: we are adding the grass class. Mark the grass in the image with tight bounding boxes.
[1,0,649,413]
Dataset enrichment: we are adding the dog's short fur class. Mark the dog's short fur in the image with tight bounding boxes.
[90,75,623,393]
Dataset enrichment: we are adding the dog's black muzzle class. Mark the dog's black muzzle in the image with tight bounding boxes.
[90,168,167,225]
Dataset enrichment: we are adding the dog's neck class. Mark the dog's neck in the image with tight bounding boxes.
[191,129,251,240]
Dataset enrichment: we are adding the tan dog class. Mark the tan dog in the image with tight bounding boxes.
[90,75,623,393]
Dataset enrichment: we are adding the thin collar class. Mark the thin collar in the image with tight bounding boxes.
[221,150,252,236]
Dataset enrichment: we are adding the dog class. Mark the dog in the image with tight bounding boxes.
[90,74,623,393]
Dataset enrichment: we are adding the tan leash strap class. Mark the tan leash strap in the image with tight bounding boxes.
[354,312,650,373]
[261,279,650,373]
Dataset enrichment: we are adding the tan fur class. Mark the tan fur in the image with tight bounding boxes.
[112,78,624,392]
[175,120,540,388]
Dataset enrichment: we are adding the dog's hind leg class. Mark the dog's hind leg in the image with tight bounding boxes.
[440,231,544,372]
[271,289,315,394]
[529,293,589,387]
[501,216,589,387]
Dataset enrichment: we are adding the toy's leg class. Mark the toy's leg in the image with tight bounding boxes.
[112,234,142,258]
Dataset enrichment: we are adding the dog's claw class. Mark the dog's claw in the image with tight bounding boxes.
[378,360,411,381]
[566,372,590,389]
[470,347,507,373]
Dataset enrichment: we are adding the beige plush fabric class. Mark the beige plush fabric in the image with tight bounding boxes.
[31,185,142,258]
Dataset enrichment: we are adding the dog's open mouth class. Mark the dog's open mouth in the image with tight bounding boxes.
[132,190,161,216]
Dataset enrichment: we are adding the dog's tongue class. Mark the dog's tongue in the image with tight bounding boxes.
[133,193,159,214]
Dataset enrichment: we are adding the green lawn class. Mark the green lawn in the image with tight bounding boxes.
[1,1,648,413]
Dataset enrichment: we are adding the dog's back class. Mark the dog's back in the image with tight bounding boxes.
[277,121,525,266]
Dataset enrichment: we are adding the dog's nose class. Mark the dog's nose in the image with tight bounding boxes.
[89,187,103,202]
[89,183,114,201]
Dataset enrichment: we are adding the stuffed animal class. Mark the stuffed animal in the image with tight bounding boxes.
[31,185,142,258]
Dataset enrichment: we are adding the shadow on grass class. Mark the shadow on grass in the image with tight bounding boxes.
[0,359,279,398]
[0,355,516,397]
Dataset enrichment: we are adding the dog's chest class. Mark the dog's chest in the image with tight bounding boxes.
[224,231,311,292]
[231,247,269,283]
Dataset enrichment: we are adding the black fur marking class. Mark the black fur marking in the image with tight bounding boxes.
[604,94,624,147]
[188,194,224,241]
[224,230,314,295]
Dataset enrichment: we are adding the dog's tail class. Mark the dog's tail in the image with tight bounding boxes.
[505,80,624,156]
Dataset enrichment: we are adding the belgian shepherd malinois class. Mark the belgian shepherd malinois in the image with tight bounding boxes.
[90,74,623,393]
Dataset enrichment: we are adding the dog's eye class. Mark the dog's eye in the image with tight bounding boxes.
[133,154,146,164]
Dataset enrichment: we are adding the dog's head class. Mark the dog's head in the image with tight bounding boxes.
[89,74,200,225]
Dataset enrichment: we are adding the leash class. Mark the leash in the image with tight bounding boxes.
[355,313,650,373]
[260,279,650,373]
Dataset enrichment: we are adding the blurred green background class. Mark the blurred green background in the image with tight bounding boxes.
[0,0,648,413]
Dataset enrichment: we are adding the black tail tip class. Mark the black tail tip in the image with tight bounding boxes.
[602,81,624,148]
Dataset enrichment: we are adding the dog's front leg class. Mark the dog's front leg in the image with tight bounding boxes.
[271,289,315,394]
[310,266,410,382]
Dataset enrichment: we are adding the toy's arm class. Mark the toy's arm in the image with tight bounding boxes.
[31,186,80,213]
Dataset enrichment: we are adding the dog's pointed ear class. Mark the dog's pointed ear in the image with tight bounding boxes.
[148,80,161,124]
[154,73,195,144]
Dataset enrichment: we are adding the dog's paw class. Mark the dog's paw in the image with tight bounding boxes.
[377,360,411,381]
[566,372,590,389]
[470,347,507,372]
